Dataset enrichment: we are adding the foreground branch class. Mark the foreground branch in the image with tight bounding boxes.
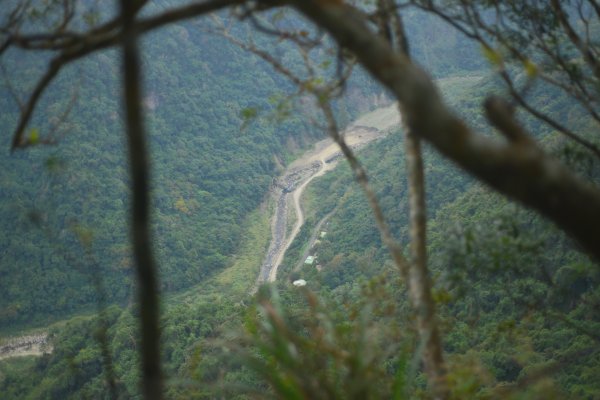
[381,2,448,396]
[10,59,61,151]
[120,1,162,399]
[290,0,600,262]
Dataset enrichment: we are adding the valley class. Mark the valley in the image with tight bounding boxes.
[0,101,401,360]
[257,102,402,284]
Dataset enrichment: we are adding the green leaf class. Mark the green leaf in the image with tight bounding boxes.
[523,58,538,78]
[28,128,40,145]
[481,45,502,67]
[241,107,258,120]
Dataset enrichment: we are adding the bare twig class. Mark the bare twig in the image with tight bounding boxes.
[0,61,24,111]
[318,99,411,278]
[411,0,600,154]
[551,0,600,82]
[382,2,448,397]
[497,70,600,159]
[494,346,599,397]
[29,215,118,398]
[10,58,61,151]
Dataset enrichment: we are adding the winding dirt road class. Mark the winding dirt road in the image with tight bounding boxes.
[257,103,401,284]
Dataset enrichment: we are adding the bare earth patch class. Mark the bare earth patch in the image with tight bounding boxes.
[0,334,52,360]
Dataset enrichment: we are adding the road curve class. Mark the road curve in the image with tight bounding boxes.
[256,120,396,285]
[267,159,336,282]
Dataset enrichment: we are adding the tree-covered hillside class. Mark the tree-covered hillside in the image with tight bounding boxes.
[279,73,600,397]
[2,1,599,399]
[0,2,481,332]
[0,12,381,330]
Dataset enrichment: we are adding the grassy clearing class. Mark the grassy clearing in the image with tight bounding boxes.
[352,102,401,132]
[212,206,272,295]
[286,196,297,238]
[437,74,485,104]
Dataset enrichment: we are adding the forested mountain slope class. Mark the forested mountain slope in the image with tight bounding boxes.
[0,13,379,330]
[0,4,480,332]
[284,74,600,397]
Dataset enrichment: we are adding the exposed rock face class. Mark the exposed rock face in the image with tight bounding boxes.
[0,334,52,360]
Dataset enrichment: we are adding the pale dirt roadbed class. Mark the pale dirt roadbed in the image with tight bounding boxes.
[257,104,401,284]
[0,333,51,360]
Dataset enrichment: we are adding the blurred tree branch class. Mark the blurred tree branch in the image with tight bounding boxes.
[119,0,162,398]
[377,1,448,397]
[289,0,600,261]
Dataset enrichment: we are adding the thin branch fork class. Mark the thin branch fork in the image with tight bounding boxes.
[10,58,61,151]
[7,0,247,152]
[411,1,600,154]
[550,0,600,82]
[210,15,354,101]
